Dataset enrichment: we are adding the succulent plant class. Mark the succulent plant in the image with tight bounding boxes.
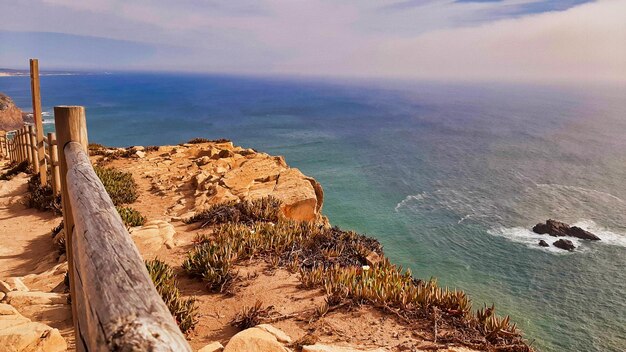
[94,165,138,205]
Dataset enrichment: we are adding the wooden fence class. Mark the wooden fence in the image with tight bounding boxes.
[1,60,191,351]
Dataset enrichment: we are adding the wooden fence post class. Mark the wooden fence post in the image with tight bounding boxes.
[30,59,47,185]
[0,131,5,158]
[54,106,87,350]
[20,128,27,163]
[28,125,40,174]
[48,132,61,195]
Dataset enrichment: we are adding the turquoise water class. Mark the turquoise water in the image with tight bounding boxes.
[1,74,625,351]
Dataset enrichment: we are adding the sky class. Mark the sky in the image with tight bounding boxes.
[0,0,624,83]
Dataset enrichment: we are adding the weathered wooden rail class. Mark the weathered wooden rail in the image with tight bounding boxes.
[2,60,192,351]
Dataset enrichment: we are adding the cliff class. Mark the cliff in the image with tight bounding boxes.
[0,140,530,352]
[0,93,25,131]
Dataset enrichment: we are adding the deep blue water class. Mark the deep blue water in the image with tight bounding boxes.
[1,73,625,352]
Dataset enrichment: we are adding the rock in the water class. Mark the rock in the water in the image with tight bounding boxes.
[553,239,575,251]
[532,220,600,240]
[198,341,224,352]
[538,240,549,247]
[223,327,290,352]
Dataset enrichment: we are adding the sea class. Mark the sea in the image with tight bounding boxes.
[1,73,625,352]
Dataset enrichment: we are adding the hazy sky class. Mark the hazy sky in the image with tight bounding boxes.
[1,0,624,83]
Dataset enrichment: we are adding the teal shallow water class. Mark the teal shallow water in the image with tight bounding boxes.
[1,74,625,351]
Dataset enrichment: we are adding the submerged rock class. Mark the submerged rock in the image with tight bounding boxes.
[532,219,600,240]
[553,239,575,251]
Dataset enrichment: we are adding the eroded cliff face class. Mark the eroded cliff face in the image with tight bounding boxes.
[0,93,24,131]
[97,141,324,222]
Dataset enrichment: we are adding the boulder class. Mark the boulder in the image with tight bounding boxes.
[223,327,290,352]
[198,341,224,352]
[8,278,29,292]
[130,220,176,250]
[302,344,386,352]
[0,93,25,131]
[0,303,67,351]
[538,240,549,247]
[532,220,600,240]
[553,239,575,251]
[272,169,322,222]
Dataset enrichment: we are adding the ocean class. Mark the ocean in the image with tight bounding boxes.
[1,73,625,352]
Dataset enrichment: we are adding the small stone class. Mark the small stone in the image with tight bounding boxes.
[198,341,224,352]
[133,150,146,158]
[0,281,11,294]
[8,278,28,292]
[0,292,5,302]
[5,291,68,307]
[302,344,386,352]
[256,324,292,343]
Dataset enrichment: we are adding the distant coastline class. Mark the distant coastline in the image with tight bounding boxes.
[0,68,83,77]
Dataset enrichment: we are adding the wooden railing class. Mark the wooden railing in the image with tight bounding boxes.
[1,60,192,351]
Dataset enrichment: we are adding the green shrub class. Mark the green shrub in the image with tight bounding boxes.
[184,196,282,227]
[182,241,237,292]
[94,166,138,205]
[146,259,198,334]
[0,161,30,180]
[26,174,62,214]
[116,206,146,227]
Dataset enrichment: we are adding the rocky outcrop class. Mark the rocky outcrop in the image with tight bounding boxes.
[0,93,25,131]
[532,219,600,241]
[553,239,575,251]
[129,220,176,251]
[104,141,324,222]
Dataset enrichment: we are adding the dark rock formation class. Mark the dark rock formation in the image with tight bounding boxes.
[0,93,25,131]
[532,219,600,241]
[553,239,575,251]
[538,240,549,247]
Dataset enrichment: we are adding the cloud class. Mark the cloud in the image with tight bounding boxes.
[0,0,623,83]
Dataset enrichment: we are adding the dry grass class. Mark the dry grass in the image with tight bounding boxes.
[26,174,62,214]
[0,160,30,180]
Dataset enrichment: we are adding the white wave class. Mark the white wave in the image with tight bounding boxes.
[42,111,52,117]
[571,220,626,248]
[487,227,584,254]
[395,192,427,212]
[488,220,626,254]
[42,119,54,125]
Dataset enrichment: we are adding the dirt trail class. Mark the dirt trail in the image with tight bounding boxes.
[0,170,61,279]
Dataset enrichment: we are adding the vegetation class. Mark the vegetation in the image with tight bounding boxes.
[26,174,62,214]
[51,221,65,256]
[230,300,273,330]
[116,206,146,227]
[182,196,529,351]
[0,160,30,180]
[184,196,282,227]
[186,137,231,144]
[146,259,198,334]
[94,166,138,205]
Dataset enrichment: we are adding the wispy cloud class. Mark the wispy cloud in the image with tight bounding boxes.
[0,0,623,83]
